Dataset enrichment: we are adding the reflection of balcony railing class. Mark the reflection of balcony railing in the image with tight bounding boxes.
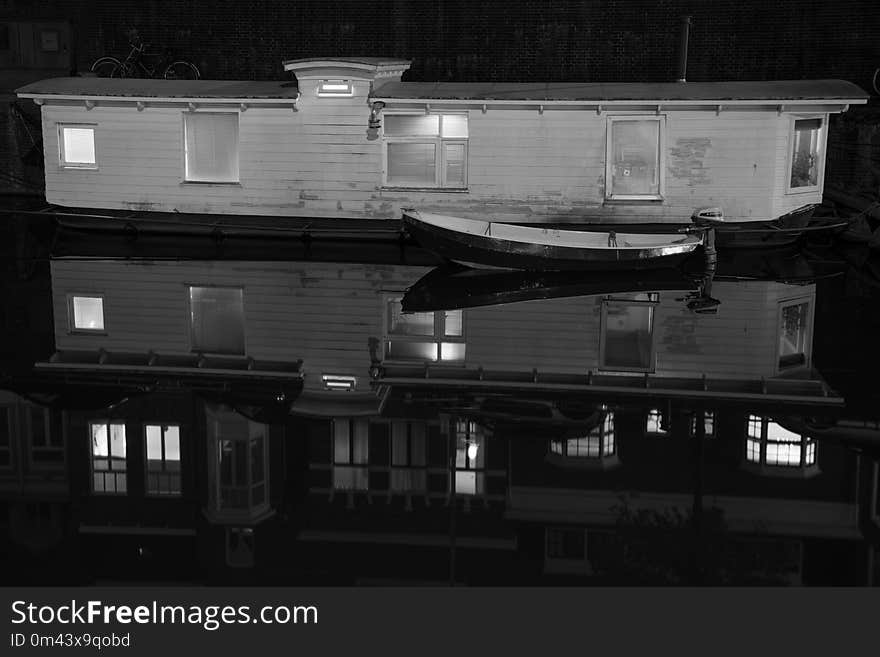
[390,466,427,493]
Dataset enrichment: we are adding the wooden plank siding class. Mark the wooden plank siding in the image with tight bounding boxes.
[39,98,814,223]
[51,260,811,391]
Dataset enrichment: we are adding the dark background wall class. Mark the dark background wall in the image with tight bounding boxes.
[2,0,878,89]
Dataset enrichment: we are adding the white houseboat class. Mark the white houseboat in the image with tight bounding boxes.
[14,58,868,228]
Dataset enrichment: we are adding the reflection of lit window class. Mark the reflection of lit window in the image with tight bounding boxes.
[689,411,715,438]
[90,421,127,494]
[778,299,811,371]
[606,116,664,200]
[145,424,181,496]
[787,117,823,192]
[454,420,485,496]
[189,286,245,355]
[551,413,615,458]
[384,296,465,363]
[646,409,667,435]
[745,415,816,469]
[207,408,268,514]
[547,527,585,560]
[59,125,96,167]
[390,420,427,492]
[333,418,368,491]
[69,295,105,332]
[383,114,468,188]
[600,293,657,372]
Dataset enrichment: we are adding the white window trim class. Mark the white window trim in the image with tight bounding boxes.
[66,293,106,334]
[186,284,247,356]
[181,110,241,184]
[144,423,183,497]
[784,114,827,196]
[598,293,658,373]
[775,296,813,374]
[604,115,666,201]
[381,293,466,364]
[57,123,97,169]
[381,111,469,190]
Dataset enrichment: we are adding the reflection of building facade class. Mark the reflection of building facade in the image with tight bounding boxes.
[3,254,868,584]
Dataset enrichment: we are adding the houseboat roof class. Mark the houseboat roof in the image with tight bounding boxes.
[16,77,301,100]
[17,77,867,106]
[372,79,868,103]
[281,56,412,69]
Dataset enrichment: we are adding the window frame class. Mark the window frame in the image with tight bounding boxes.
[57,123,97,169]
[381,111,469,190]
[332,417,369,491]
[785,114,827,195]
[388,419,428,493]
[89,420,128,495]
[66,293,106,334]
[382,294,466,364]
[599,293,658,373]
[0,404,13,470]
[689,410,716,439]
[144,423,183,497]
[550,412,616,459]
[27,404,63,469]
[743,415,818,475]
[604,115,666,201]
[775,296,813,374]
[452,419,486,497]
[186,284,247,356]
[182,110,241,184]
[645,408,668,436]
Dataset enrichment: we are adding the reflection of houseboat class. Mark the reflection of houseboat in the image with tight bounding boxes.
[9,248,874,584]
[14,61,867,234]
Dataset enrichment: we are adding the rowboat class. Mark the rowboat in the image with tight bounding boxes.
[402,209,704,271]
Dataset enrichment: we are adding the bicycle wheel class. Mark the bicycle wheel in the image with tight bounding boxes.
[163,61,200,80]
[91,56,127,78]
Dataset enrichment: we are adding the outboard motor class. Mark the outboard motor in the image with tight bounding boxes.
[691,207,724,226]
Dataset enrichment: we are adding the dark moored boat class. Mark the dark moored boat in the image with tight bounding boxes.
[703,204,849,248]
[402,209,703,271]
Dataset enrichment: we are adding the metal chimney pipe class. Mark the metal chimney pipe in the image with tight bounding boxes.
[676,15,692,83]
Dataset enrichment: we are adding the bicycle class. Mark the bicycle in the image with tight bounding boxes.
[91,30,200,80]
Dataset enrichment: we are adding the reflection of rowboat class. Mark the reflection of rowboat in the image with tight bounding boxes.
[401,264,697,312]
[402,209,704,271]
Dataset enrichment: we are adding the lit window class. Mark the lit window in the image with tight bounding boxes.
[317,80,353,97]
[600,293,657,372]
[68,295,105,332]
[208,407,268,514]
[744,415,817,470]
[453,419,485,496]
[183,112,239,183]
[188,286,245,355]
[778,299,811,371]
[0,406,11,468]
[333,418,368,491]
[59,125,96,167]
[384,297,465,363]
[145,424,181,496]
[606,117,664,200]
[646,408,667,435]
[788,117,824,192]
[689,411,715,438]
[390,420,427,492]
[90,421,127,494]
[550,413,616,458]
[383,113,468,188]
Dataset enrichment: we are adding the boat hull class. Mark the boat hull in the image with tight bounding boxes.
[402,211,702,271]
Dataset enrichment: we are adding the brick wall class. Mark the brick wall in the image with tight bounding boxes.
[1,0,877,89]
